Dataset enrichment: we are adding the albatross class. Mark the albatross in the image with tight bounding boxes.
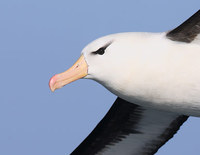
[49,10,200,155]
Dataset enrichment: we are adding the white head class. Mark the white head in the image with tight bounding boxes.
[49,32,164,102]
[49,33,143,94]
[82,33,138,92]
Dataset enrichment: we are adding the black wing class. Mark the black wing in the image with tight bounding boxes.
[70,98,188,155]
[166,10,200,43]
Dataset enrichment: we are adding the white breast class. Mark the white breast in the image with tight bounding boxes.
[101,33,200,116]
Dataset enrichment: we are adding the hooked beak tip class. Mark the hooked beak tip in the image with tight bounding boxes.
[49,74,57,92]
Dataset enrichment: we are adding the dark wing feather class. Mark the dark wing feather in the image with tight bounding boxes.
[166,10,200,43]
[70,98,188,155]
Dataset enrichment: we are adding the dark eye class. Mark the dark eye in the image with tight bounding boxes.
[91,41,112,55]
[92,47,105,55]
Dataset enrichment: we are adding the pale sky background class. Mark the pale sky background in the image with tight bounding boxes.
[0,0,200,155]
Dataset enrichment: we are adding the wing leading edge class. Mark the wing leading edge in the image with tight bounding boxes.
[166,10,200,43]
[70,98,188,155]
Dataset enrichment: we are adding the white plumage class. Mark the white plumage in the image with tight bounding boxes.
[49,10,200,155]
[83,32,200,116]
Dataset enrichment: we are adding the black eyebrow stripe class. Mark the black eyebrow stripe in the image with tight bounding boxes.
[91,41,113,55]
[102,40,113,49]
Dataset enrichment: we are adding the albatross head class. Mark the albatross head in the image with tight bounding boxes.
[49,33,139,95]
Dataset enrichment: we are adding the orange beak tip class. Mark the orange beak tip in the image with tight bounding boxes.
[49,74,58,92]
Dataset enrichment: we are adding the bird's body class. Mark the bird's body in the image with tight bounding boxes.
[84,32,200,116]
[49,10,200,155]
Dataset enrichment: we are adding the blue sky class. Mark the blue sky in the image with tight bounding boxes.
[0,0,200,154]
